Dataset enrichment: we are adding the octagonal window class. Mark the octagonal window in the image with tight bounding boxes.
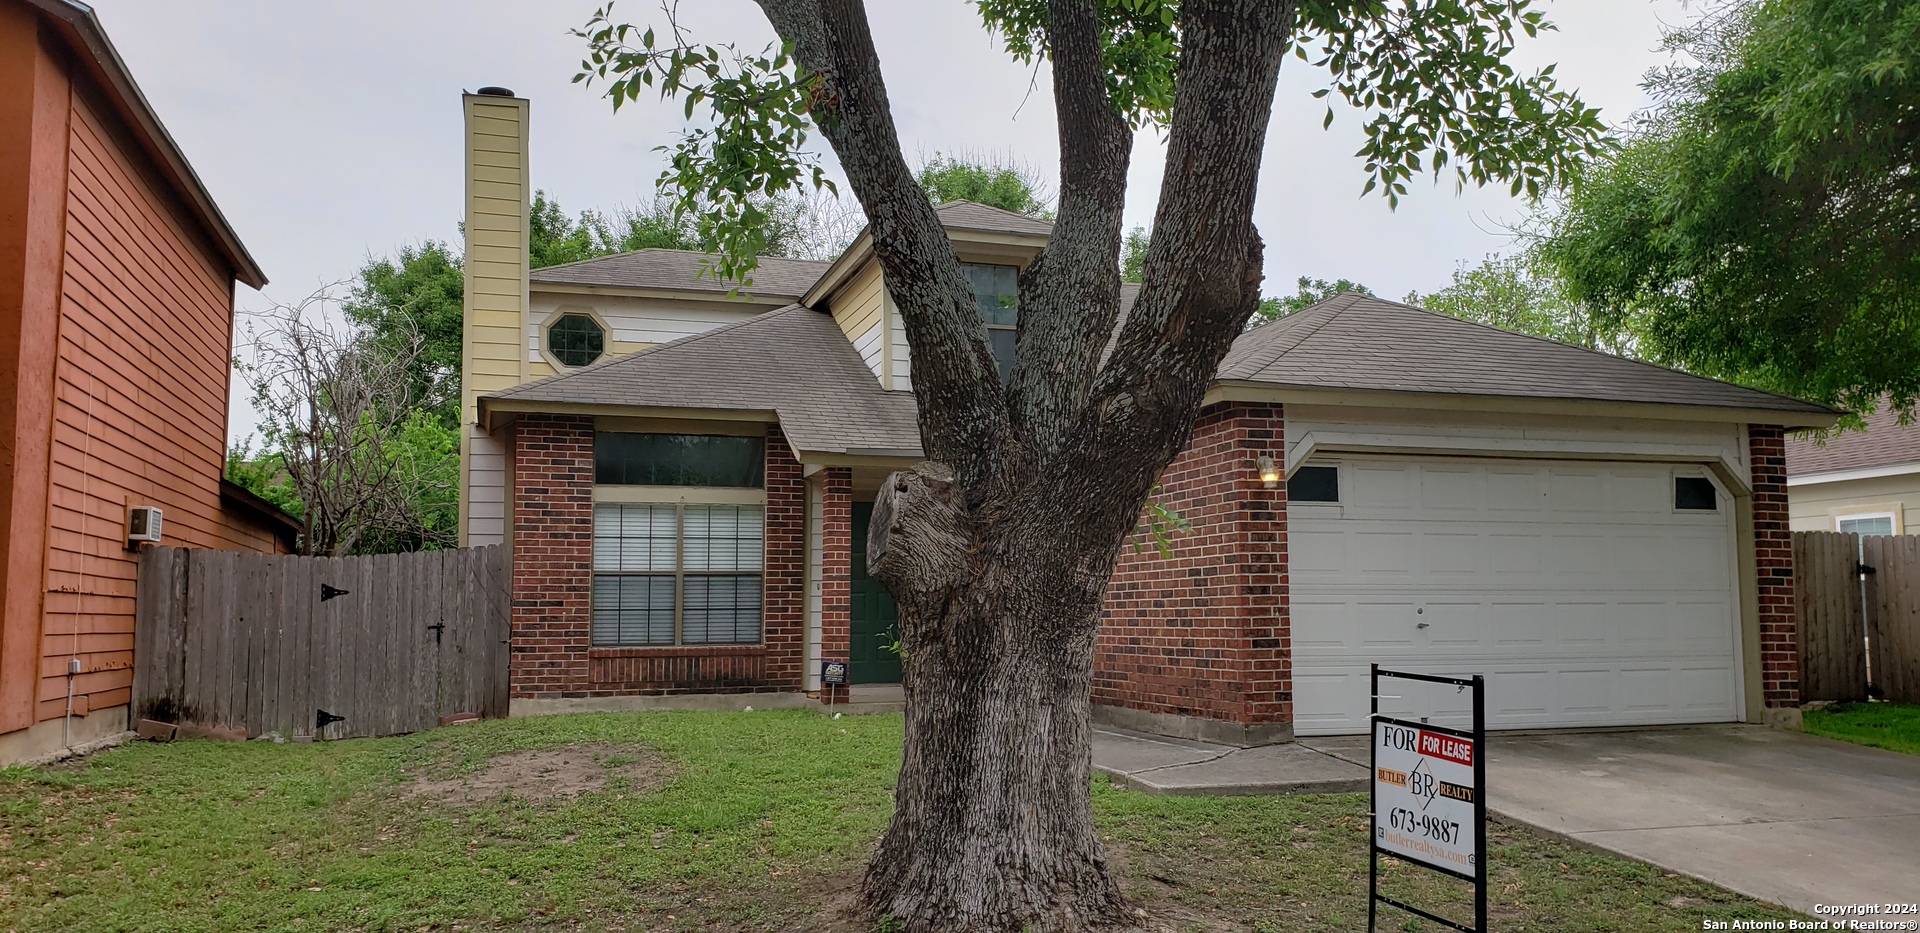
[547,312,605,368]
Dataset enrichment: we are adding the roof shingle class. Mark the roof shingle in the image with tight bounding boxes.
[1218,293,1836,417]
[528,249,830,299]
[1787,408,1920,476]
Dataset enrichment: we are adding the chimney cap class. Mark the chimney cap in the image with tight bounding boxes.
[476,86,516,97]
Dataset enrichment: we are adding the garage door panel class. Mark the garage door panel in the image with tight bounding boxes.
[1290,457,1741,735]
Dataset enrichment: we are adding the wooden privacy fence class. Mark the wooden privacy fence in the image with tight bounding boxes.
[132,545,510,740]
[1794,531,1920,704]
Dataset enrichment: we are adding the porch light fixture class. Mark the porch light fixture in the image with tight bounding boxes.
[1256,455,1281,489]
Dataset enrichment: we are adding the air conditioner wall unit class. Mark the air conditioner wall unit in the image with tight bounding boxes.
[126,505,163,546]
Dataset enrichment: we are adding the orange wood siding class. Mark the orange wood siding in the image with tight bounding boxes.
[32,85,259,722]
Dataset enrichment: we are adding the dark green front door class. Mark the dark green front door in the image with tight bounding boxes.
[849,502,903,684]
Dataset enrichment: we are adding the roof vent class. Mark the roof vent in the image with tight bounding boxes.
[475,86,515,97]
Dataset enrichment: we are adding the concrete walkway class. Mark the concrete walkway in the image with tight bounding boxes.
[1094,724,1920,916]
[1092,728,1368,795]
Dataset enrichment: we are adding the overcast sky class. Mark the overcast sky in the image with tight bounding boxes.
[88,0,1690,443]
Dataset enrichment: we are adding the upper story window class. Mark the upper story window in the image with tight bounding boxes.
[594,433,766,487]
[547,312,605,368]
[962,262,1019,381]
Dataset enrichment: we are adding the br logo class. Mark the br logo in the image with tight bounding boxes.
[1408,759,1438,810]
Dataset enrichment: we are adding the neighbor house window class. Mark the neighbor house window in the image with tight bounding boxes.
[1289,465,1339,503]
[591,432,767,647]
[1674,476,1718,511]
[592,503,763,646]
[1837,512,1895,536]
[546,312,605,367]
[962,262,1019,381]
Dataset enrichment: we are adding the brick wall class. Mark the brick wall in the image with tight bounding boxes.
[1096,402,1288,728]
[1749,423,1799,707]
[818,468,851,702]
[509,414,594,697]
[759,425,807,692]
[508,419,810,698]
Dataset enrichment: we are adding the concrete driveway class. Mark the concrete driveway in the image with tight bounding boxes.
[1305,725,1920,915]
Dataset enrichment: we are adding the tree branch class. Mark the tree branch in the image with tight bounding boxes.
[1005,0,1133,457]
[1061,0,1297,526]
[756,0,1010,488]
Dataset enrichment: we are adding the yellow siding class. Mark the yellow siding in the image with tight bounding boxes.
[828,261,886,381]
[460,93,530,547]
[1788,473,1920,533]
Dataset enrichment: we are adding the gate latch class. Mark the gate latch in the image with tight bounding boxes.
[426,622,445,644]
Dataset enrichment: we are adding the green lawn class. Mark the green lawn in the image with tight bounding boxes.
[1803,701,1920,755]
[0,711,1795,932]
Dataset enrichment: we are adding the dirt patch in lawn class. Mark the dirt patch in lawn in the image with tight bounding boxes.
[404,743,673,805]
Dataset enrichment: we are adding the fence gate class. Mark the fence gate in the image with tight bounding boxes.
[1794,531,1869,702]
[1863,535,1920,705]
[132,545,510,740]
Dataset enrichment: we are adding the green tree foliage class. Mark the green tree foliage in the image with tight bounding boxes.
[1120,225,1150,283]
[1537,0,1920,416]
[1407,252,1635,353]
[224,438,301,520]
[916,152,1054,217]
[1253,276,1374,323]
[342,241,465,425]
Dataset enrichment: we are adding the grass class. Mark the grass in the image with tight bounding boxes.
[0,711,1797,932]
[1803,701,1920,755]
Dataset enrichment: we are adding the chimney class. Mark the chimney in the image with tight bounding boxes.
[458,88,530,547]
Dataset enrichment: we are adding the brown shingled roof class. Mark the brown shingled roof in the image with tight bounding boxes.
[932,199,1054,237]
[488,305,921,457]
[1787,408,1920,476]
[529,249,831,299]
[1218,293,1837,418]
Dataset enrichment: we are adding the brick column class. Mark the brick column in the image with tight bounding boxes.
[1749,424,1799,707]
[509,414,595,699]
[819,468,852,703]
[1097,401,1290,744]
[761,426,807,690]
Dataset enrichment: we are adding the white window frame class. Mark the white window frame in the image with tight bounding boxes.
[591,486,768,647]
[1835,510,1898,536]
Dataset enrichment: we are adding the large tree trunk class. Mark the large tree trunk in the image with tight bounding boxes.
[752,1,1294,929]
[859,465,1129,931]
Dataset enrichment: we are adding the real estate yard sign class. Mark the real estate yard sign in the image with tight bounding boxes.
[1369,666,1487,933]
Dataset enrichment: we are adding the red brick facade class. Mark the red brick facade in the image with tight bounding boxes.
[504,407,1799,731]
[1095,402,1289,735]
[817,468,852,703]
[508,414,595,697]
[1748,423,1799,707]
[509,419,809,698]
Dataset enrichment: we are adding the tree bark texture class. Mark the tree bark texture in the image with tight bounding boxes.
[756,1,1296,929]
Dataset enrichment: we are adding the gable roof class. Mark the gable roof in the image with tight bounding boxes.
[487,305,921,457]
[1787,407,1920,476]
[932,199,1054,237]
[1218,293,1837,420]
[25,0,266,288]
[528,249,830,300]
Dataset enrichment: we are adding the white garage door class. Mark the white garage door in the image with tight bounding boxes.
[1290,457,1742,736]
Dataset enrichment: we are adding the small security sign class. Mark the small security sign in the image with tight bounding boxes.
[1369,666,1487,933]
[820,660,849,686]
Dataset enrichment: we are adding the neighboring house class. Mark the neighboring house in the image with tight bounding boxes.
[1786,408,1920,535]
[459,92,1837,744]
[0,0,291,765]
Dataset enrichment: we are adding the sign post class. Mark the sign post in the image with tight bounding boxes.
[1369,665,1487,933]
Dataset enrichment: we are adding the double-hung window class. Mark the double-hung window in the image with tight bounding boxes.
[591,433,766,646]
[962,262,1020,382]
